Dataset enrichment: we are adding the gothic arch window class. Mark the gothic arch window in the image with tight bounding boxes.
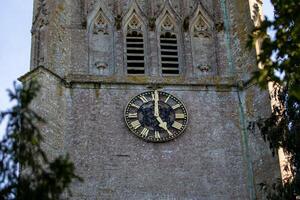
[125,13,145,74]
[159,13,180,75]
[88,5,114,76]
[189,5,215,75]
[122,0,148,76]
[156,0,183,76]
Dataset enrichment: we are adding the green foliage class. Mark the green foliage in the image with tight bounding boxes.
[249,87,300,199]
[251,88,300,157]
[259,178,296,200]
[248,0,300,100]
[0,81,82,200]
[248,0,300,198]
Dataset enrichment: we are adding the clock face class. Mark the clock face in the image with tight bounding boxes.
[124,90,188,142]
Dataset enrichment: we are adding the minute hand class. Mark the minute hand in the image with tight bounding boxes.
[154,90,159,117]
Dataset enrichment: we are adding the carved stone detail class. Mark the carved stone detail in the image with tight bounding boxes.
[94,61,108,75]
[197,64,211,72]
[95,61,108,69]
[183,16,190,32]
[148,16,156,31]
[93,9,109,34]
[32,0,49,32]
[193,16,211,38]
[115,15,122,30]
[127,12,143,34]
[161,12,175,32]
[215,22,224,32]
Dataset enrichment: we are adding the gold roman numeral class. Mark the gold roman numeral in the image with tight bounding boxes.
[139,95,149,103]
[128,113,138,118]
[131,120,141,129]
[140,128,149,137]
[172,121,183,130]
[155,131,161,139]
[165,95,171,103]
[130,103,140,109]
[172,104,181,110]
[175,113,185,119]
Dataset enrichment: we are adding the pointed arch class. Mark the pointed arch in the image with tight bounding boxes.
[156,0,182,75]
[155,0,181,30]
[123,0,148,33]
[92,9,110,34]
[160,12,176,34]
[87,1,114,34]
[87,1,115,76]
[123,0,148,75]
[190,3,214,38]
[189,3,216,76]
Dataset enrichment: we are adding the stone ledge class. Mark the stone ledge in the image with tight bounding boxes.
[19,66,258,91]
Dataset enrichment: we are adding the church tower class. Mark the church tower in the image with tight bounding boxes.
[21,0,280,199]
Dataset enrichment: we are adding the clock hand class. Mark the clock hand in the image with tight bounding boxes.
[156,116,173,136]
[153,91,173,136]
[154,90,159,117]
[156,116,164,125]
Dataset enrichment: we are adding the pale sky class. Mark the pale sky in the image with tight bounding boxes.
[0,1,274,135]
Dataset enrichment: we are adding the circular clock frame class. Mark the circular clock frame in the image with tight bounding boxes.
[124,90,188,142]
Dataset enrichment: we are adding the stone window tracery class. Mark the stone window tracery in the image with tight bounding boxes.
[127,14,143,34]
[193,16,211,38]
[93,9,109,34]
[161,15,175,32]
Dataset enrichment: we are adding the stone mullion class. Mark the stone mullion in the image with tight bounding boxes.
[148,31,159,76]
[115,30,125,76]
[183,32,193,78]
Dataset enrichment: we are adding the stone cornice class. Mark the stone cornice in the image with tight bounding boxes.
[18,66,65,83]
[19,66,256,91]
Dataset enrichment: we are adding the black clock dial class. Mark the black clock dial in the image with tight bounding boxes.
[124,90,188,142]
[138,101,175,131]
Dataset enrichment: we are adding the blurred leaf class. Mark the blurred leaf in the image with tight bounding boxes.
[249,0,300,100]
[0,81,82,200]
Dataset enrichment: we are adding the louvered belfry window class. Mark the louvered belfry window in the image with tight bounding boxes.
[159,12,179,75]
[126,31,145,74]
[160,32,179,75]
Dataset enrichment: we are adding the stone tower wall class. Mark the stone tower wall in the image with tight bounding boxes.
[21,0,280,199]
[30,0,254,78]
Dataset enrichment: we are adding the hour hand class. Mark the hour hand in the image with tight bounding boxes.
[156,116,173,136]
[154,90,159,117]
